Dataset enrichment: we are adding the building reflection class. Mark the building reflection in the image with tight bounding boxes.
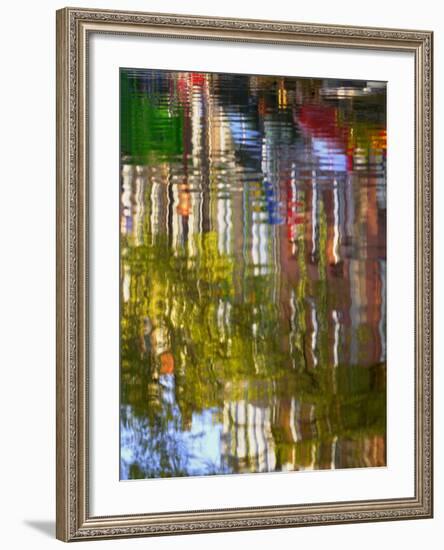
[120,69,387,479]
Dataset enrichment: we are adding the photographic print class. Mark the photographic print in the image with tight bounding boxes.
[57,8,433,540]
[119,68,387,480]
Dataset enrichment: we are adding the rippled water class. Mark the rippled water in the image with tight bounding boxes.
[120,69,387,479]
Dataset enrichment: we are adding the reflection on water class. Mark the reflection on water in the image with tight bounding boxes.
[120,69,387,479]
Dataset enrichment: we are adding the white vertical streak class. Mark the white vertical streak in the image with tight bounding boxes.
[332,309,340,368]
[311,171,317,256]
[332,180,340,264]
[311,301,318,367]
[289,398,298,443]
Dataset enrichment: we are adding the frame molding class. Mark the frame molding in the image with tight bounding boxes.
[56,7,433,542]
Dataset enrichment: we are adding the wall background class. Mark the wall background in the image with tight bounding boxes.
[0,1,441,548]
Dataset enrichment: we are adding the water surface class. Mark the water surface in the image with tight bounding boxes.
[120,69,387,479]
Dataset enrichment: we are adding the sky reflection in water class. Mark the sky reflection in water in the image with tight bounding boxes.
[119,69,387,479]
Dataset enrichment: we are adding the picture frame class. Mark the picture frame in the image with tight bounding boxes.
[56,6,433,542]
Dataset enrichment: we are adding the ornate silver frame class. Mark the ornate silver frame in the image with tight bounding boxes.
[56,7,433,542]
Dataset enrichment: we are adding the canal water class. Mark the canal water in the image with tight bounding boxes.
[119,68,387,479]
